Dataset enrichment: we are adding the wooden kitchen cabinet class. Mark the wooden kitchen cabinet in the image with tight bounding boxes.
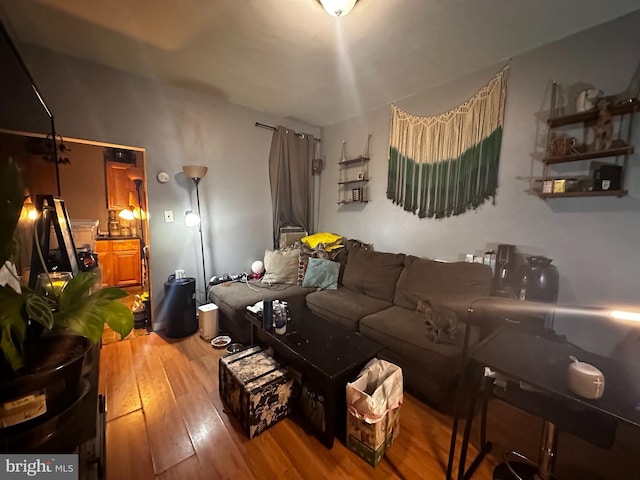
[105,161,134,210]
[95,238,141,287]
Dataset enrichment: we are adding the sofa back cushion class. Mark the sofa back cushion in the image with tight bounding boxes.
[342,248,406,302]
[393,256,492,310]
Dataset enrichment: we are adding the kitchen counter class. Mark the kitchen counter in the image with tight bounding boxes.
[96,235,141,241]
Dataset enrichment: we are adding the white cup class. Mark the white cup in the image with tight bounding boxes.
[175,269,185,279]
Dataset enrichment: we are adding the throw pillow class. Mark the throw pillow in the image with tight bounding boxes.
[296,243,331,286]
[302,258,340,290]
[262,247,301,285]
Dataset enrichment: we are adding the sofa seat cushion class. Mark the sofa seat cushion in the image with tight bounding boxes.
[341,248,406,302]
[359,305,480,383]
[393,256,492,310]
[306,287,392,331]
[210,280,312,311]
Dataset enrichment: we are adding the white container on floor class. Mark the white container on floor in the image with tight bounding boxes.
[198,303,219,341]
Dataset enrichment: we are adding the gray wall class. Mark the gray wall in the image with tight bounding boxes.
[19,45,319,328]
[317,12,640,353]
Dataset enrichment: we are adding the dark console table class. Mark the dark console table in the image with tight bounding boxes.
[447,328,640,480]
[246,305,381,448]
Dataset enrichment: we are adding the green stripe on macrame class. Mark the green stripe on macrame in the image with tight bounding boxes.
[387,127,502,218]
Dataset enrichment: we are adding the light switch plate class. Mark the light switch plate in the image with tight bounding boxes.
[163,210,174,223]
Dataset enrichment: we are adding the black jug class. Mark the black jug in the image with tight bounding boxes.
[517,256,559,303]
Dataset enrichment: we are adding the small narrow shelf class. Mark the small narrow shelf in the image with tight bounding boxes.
[338,200,369,205]
[538,189,627,199]
[338,156,370,166]
[547,99,639,128]
[543,144,633,164]
[338,179,369,186]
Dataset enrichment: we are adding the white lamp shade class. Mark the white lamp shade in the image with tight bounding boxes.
[185,210,201,227]
[183,165,208,179]
[320,0,357,17]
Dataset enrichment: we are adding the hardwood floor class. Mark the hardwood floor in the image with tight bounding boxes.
[99,333,640,480]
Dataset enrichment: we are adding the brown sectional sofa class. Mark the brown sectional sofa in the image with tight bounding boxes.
[209,243,494,408]
[306,247,493,407]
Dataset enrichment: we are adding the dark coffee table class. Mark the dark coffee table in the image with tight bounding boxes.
[245,304,381,448]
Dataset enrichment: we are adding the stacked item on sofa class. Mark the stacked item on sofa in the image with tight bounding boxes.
[208,232,349,344]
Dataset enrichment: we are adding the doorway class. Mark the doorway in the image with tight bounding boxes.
[0,128,151,302]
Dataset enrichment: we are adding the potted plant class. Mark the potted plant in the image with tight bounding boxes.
[0,157,133,429]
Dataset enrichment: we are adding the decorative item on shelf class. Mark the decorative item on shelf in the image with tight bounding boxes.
[576,88,602,113]
[356,171,364,180]
[542,180,554,194]
[183,165,209,302]
[552,179,566,194]
[550,136,577,156]
[352,188,362,202]
[592,163,622,191]
[594,98,613,151]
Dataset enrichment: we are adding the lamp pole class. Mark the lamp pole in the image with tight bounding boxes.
[183,165,209,305]
[193,176,207,304]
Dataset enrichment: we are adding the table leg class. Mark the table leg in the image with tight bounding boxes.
[321,384,337,448]
[536,420,558,480]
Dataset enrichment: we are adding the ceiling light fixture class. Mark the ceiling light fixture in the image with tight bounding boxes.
[319,0,357,17]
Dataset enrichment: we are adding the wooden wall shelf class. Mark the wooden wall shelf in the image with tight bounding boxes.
[539,189,627,199]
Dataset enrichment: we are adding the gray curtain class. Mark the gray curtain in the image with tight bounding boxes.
[268,126,315,248]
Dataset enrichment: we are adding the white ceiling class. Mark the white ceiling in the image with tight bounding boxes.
[1,0,639,126]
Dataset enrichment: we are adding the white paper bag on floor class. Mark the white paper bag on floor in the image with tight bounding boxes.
[346,358,403,424]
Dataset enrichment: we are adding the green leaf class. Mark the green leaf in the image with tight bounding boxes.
[103,301,134,340]
[57,272,96,309]
[88,286,128,302]
[1,322,26,372]
[0,285,28,372]
[24,292,54,330]
[54,280,133,343]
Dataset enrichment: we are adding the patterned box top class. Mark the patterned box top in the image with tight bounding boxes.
[221,346,281,384]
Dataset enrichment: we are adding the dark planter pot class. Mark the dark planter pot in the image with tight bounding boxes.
[0,334,92,433]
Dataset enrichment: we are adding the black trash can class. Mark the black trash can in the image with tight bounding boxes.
[163,276,197,338]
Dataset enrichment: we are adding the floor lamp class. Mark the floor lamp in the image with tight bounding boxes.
[183,165,208,303]
[125,168,148,293]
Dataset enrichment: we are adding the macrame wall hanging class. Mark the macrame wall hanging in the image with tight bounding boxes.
[387,65,510,218]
